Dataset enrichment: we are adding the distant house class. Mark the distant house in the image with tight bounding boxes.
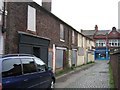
[81,29,95,40]
[77,33,95,66]
[81,25,120,60]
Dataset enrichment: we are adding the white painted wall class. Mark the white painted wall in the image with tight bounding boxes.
[77,34,85,66]
[0,31,4,55]
[0,0,4,55]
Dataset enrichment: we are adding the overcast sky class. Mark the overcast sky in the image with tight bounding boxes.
[34,0,119,31]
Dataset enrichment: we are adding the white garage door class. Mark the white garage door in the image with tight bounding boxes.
[56,49,63,69]
[0,33,3,55]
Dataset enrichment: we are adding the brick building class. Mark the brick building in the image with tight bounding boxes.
[81,25,120,60]
[0,0,95,72]
[0,0,78,71]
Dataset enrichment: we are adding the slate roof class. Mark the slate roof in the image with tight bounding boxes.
[81,30,95,36]
[95,30,110,35]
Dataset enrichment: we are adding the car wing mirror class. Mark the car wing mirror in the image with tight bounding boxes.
[48,66,53,71]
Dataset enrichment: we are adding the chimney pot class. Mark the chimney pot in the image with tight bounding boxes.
[112,27,116,31]
[95,25,98,31]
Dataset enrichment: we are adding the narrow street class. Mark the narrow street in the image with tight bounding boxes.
[55,60,110,88]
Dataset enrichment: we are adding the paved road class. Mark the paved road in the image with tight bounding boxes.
[55,60,110,88]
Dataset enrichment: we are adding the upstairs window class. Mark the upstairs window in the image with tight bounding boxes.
[60,24,65,42]
[27,5,36,32]
[96,40,106,47]
[109,39,119,47]
[72,30,75,44]
[118,40,120,46]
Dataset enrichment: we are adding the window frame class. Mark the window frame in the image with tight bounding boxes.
[27,5,36,32]
[72,30,75,44]
[108,39,119,47]
[60,24,65,42]
[95,40,106,47]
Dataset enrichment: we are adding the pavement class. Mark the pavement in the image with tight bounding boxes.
[55,60,110,88]
[56,62,95,80]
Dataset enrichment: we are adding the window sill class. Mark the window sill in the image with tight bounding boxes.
[60,39,65,42]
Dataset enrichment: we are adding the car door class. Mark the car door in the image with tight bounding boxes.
[20,58,41,88]
[34,57,52,88]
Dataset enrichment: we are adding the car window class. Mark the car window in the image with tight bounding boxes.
[21,58,37,74]
[34,57,46,72]
[2,58,22,78]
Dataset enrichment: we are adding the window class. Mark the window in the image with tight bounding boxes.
[2,58,22,78]
[118,40,120,46]
[96,43,99,47]
[115,43,117,46]
[60,24,65,41]
[72,30,75,44]
[27,5,36,32]
[34,57,46,72]
[96,40,106,47]
[21,58,37,74]
[109,39,119,47]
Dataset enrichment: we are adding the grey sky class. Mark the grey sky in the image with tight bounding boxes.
[34,0,119,31]
[0,0,119,30]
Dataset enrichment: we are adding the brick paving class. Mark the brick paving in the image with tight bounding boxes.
[55,60,110,88]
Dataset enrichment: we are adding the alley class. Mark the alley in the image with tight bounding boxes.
[55,60,110,88]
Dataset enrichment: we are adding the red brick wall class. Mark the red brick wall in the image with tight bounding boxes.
[5,2,28,54]
[108,30,120,39]
[5,2,78,54]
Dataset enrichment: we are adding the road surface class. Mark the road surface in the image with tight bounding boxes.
[55,60,110,88]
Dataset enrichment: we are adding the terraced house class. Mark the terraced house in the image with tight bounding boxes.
[0,0,95,72]
[77,33,95,66]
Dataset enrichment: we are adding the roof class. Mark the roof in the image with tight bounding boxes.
[32,2,93,41]
[118,29,120,33]
[81,30,95,36]
[2,54,34,58]
[95,30,110,35]
[32,2,78,33]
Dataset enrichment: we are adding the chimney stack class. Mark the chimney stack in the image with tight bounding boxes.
[112,27,116,31]
[95,25,98,31]
[42,0,52,12]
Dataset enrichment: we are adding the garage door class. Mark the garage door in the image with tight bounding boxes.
[56,49,63,69]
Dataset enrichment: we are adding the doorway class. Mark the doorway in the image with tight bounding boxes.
[33,47,40,58]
